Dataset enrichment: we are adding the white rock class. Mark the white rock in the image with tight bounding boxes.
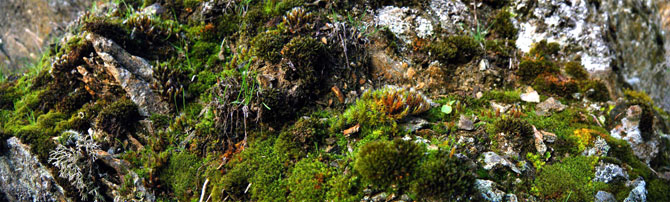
[475,179,505,202]
[521,91,540,103]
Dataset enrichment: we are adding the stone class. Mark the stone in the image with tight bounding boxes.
[490,101,511,114]
[506,194,518,202]
[474,179,505,202]
[480,151,521,174]
[88,33,170,116]
[624,177,647,202]
[458,115,475,131]
[583,136,610,157]
[532,126,547,154]
[594,162,629,183]
[595,191,617,202]
[535,97,567,116]
[610,105,660,164]
[0,137,66,201]
[521,90,540,103]
[401,117,429,133]
[541,130,557,143]
[479,59,489,71]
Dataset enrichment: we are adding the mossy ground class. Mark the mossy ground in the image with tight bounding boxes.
[0,0,668,201]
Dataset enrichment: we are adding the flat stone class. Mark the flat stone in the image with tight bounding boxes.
[594,162,629,183]
[401,117,429,133]
[595,191,617,202]
[490,101,511,114]
[521,90,540,103]
[535,97,567,116]
[480,151,521,174]
[475,179,505,202]
[458,115,475,131]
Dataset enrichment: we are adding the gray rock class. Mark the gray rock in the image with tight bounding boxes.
[459,115,475,131]
[624,177,647,202]
[88,33,170,116]
[505,193,518,202]
[480,151,521,174]
[0,137,66,201]
[491,101,511,114]
[521,90,540,103]
[594,162,629,183]
[401,117,429,133]
[535,97,567,116]
[532,126,547,154]
[610,105,660,164]
[595,191,617,202]
[475,179,505,202]
[583,136,610,157]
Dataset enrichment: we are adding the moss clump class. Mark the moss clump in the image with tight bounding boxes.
[533,74,579,97]
[529,40,560,58]
[533,156,602,201]
[160,151,204,201]
[0,83,18,110]
[410,150,475,200]
[490,10,517,39]
[565,61,589,80]
[287,157,333,201]
[493,118,533,137]
[354,139,424,190]
[331,86,431,135]
[253,30,288,64]
[624,90,654,106]
[428,35,482,65]
[326,172,363,202]
[95,99,140,138]
[517,58,559,83]
[282,36,325,79]
[581,80,610,102]
[647,178,670,201]
[274,117,326,161]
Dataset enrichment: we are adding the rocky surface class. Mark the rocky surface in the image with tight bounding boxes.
[0,0,91,73]
[0,137,66,201]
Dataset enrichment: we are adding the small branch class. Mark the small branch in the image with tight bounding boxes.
[199,178,210,202]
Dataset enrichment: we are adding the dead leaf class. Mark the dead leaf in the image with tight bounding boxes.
[331,86,344,103]
[343,124,360,136]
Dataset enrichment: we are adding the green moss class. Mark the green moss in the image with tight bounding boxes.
[282,36,325,79]
[354,139,424,190]
[533,156,601,201]
[624,90,654,106]
[410,150,475,200]
[492,118,533,137]
[189,41,220,71]
[161,151,204,201]
[95,99,140,138]
[325,172,363,202]
[565,61,589,80]
[490,10,517,39]
[529,40,560,58]
[253,30,288,64]
[605,137,654,179]
[518,58,558,83]
[188,70,218,97]
[647,178,670,201]
[581,80,610,102]
[287,157,333,201]
[532,74,579,97]
[429,35,482,65]
[0,83,18,110]
[274,117,326,161]
[484,39,516,59]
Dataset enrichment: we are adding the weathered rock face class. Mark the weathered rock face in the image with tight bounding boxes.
[0,0,91,73]
[0,137,66,202]
[88,33,170,116]
[611,105,660,164]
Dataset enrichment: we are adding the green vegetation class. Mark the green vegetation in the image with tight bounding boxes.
[95,99,140,138]
[533,156,603,201]
[410,150,475,200]
[354,139,424,190]
[429,35,482,65]
[490,10,517,39]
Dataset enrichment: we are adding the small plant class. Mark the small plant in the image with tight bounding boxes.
[281,7,314,34]
[354,139,424,190]
[95,99,141,138]
[410,149,475,200]
[490,10,518,39]
[362,85,432,120]
[428,35,481,65]
[565,61,589,80]
[49,130,103,201]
